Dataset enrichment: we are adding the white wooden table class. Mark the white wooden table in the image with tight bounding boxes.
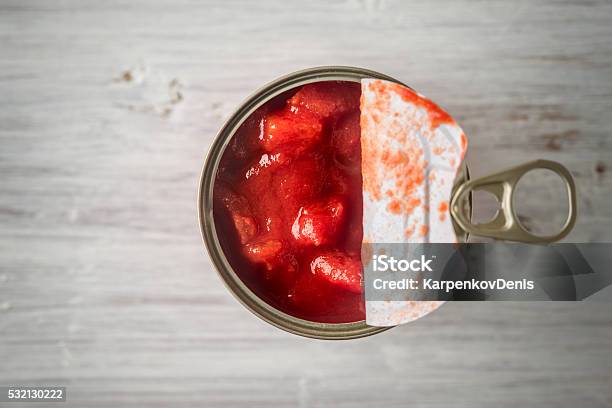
[1,1,611,406]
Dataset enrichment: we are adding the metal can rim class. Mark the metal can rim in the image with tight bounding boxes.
[198,66,468,339]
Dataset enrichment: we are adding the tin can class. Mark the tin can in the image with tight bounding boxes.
[198,66,577,339]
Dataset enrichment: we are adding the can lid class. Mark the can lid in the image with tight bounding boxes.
[360,78,467,326]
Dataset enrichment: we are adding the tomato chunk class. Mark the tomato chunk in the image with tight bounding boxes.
[214,183,257,244]
[261,108,323,153]
[274,153,325,209]
[332,110,361,166]
[243,239,283,267]
[291,196,345,246]
[310,252,363,293]
[289,81,361,119]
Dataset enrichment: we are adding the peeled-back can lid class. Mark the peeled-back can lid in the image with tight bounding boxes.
[359,78,467,326]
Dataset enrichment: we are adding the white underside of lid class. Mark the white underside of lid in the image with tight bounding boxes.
[360,79,467,326]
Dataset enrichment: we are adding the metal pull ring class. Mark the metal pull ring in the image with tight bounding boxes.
[450,160,577,243]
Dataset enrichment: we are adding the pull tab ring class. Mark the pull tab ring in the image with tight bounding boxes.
[450,160,577,243]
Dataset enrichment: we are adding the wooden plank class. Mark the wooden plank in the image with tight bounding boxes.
[0,0,611,406]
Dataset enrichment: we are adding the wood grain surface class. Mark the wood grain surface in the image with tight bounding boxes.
[0,0,611,406]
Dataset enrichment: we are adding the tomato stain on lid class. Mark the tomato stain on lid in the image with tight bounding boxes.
[360,78,468,327]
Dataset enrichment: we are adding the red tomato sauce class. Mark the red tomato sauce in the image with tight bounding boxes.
[213,81,365,323]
